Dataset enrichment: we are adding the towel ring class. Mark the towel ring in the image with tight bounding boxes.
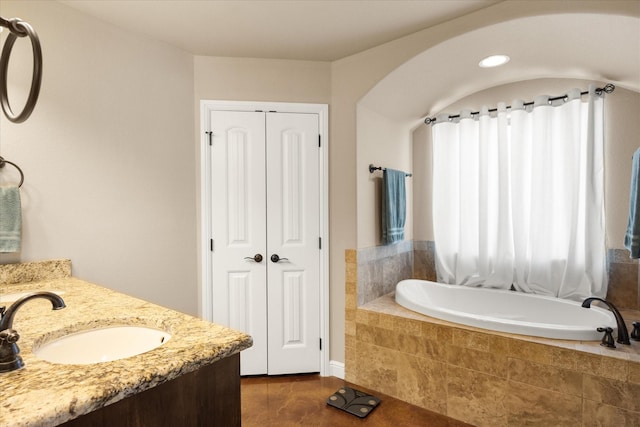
[0,17,43,123]
[0,156,24,187]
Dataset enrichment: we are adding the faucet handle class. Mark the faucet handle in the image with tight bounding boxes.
[0,328,23,371]
[0,328,19,344]
[597,327,616,348]
[632,322,640,341]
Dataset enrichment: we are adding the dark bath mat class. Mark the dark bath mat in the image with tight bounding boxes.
[326,386,381,418]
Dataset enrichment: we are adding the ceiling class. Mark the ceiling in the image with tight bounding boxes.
[58,0,501,61]
[361,12,640,121]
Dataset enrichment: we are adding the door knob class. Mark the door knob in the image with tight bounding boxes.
[244,254,263,263]
[270,254,289,263]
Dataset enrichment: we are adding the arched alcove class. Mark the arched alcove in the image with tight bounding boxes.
[357,12,640,248]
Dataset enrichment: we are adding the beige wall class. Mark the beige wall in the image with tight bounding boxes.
[412,123,433,240]
[356,105,413,248]
[412,79,640,249]
[194,56,330,104]
[0,1,197,315]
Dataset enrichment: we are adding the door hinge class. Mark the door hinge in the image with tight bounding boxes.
[205,131,213,146]
[318,134,321,148]
[319,237,322,250]
[319,338,322,350]
[210,239,214,252]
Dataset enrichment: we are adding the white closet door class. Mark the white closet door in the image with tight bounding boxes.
[210,110,267,376]
[266,112,321,374]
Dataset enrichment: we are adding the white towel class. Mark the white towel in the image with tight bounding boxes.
[0,186,22,252]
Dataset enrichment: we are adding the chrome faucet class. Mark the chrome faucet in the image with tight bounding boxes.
[581,297,630,345]
[0,291,66,372]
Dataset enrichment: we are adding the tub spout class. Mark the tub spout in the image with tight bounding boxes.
[0,291,66,372]
[581,297,630,345]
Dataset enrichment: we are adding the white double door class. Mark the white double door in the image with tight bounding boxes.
[210,110,321,376]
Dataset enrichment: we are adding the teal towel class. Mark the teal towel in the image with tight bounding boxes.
[625,148,640,258]
[0,186,22,253]
[382,169,406,245]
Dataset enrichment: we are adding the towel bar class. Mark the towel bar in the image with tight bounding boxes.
[369,164,412,177]
[0,156,24,187]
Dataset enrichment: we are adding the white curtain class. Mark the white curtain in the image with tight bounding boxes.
[432,85,607,301]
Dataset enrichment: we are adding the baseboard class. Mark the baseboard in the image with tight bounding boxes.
[329,360,345,379]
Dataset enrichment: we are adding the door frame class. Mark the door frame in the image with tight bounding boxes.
[199,100,330,376]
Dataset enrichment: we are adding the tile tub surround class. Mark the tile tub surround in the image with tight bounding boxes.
[410,243,640,311]
[357,241,413,306]
[0,265,252,426]
[345,250,640,426]
[607,249,640,311]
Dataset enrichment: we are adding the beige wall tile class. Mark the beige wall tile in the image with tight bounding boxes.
[508,340,553,365]
[378,313,395,330]
[452,329,491,352]
[576,352,606,377]
[630,361,640,385]
[367,311,381,327]
[355,342,399,396]
[447,345,508,378]
[393,316,423,336]
[355,310,369,324]
[345,249,357,263]
[396,332,422,355]
[345,334,356,350]
[583,375,640,412]
[345,261,357,284]
[597,356,630,382]
[345,292,357,310]
[549,346,580,370]
[345,280,356,297]
[396,353,447,413]
[506,381,582,426]
[508,358,583,397]
[582,399,640,426]
[345,320,356,336]
[447,365,509,427]
[345,308,356,322]
[488,335,511,355]
[608,261,639,310]
[358,324,397,349]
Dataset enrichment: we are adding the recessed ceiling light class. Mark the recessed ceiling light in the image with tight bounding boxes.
[479,55,510,68]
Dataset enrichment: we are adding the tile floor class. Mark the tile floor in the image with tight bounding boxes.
[241,374,472,426]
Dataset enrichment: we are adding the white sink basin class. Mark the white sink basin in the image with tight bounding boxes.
[34,325,171,364]
[0,290,65,303]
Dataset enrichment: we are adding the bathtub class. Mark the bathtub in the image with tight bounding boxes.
[395,279,617,341]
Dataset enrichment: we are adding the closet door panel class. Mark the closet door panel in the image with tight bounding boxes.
[266,112,321,374]
[210,110,267,376]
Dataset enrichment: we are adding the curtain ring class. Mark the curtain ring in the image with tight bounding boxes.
[0,19,42,123]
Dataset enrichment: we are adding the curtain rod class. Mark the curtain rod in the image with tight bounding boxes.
[423,83,615,125]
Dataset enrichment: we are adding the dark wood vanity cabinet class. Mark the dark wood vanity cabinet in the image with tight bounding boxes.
[61,353,241,427]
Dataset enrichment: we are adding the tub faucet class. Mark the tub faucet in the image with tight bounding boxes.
[0,291,66,373]
[581,297,630,345]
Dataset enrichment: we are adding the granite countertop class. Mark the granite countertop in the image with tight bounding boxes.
[0,261,252,427]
